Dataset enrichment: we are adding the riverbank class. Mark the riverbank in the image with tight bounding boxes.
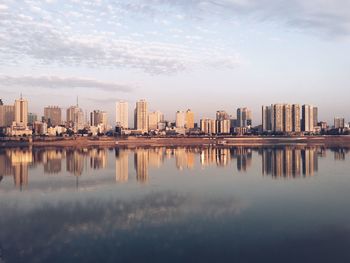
[1,135,350,148]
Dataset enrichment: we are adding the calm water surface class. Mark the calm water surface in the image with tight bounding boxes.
[1,146,350,263]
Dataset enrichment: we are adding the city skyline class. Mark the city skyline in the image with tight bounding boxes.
[1,95,348,127]
[0,1,349,124]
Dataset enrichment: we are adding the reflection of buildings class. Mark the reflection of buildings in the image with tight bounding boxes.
[115,149,129,182]
[149,148,164,168]
[134,149,149,183]
[43,150,63,174]
[66,150,85,176]
[230,147,252,171]
[89,148,107,169]
[261,147,318,178]
[3,149,33,189]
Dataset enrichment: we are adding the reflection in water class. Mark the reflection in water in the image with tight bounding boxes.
[261,147,319,178]
[0,146,349,189]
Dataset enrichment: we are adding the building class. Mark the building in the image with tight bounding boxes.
[292,104,301,132]
[283,104,292,132]
[14,96,28,126]
[313,107,318,127]
[262,106,272,132]
[185,109,195,129]
[216,119,231,134]
[302,105,314,132]
[334,117,345,129]
[0,104,15,127]
[200,118,216,134]
[216,110,230,121]
[262,104,301,133]
[90,110,108,132]
[272,104,284,132]
[44,106,62,127]
[66,105,84,132]
[33,121,48,135]
[116,101,128,129]
[28,113,38,126]
[237,108,252,127]
[175,111,186,128]
[134,99,148,132]
[148,111,164,130]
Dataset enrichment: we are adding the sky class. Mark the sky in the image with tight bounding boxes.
[0,0,349,125]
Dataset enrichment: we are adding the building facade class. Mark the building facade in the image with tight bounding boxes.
[134,99,148,132]
[44,106,62,127]
[116,101,128,129]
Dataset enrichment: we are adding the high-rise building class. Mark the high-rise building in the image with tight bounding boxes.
[334,117,345,129]
[185,109,195,129]
[237,108,252,127]
[302,105,314,132]
[283,104,292,132]
[67,106,84,131]
[263,103,301,133]
[313,107,318,127]
[292,104,301,132]
[262,106,272,132]
[216,119,231,134]
[14,96,28,126]
[175,111,186,128]
[200,118,216,134]
[44,106,62,127]
[134,99,148,132]
[272,104,284,132]
[216,110,230,121]
[116,101,128,129]
[148,111,163,130]
[0,104,15,127]
[28,113,38,126]
[90,110,108,132]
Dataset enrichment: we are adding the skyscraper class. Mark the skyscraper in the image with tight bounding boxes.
[200,118,216,134]
[90,110,108,131]
[44,106,62,127]
[292,104,301,132]
[334,117,345,129]
[134,99,148,132]
[272,104,284,132]
[0,104,15,127]
[116,101,128,129]
[148,111,163,130]
[67,106,84,131]
[302,105,314,132]
[185,109,195,129]
[283,104,292,132]
[216,110,229,121]
[175,111,186,128]
[237,108,252,127]
[262,106,272,132]
[313,107,318,127]
[14,96,28,126]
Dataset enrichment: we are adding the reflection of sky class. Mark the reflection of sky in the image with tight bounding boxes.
[0,147,350,261]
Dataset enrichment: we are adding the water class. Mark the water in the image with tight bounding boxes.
[0,146,350,263]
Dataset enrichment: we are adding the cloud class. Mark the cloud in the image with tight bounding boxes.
[0,3,241,74]
[0,75,134,92]
[116,0,350,37]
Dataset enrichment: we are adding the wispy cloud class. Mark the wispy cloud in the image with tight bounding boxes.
[0,75,134,92]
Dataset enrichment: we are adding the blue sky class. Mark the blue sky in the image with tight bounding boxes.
[0,0,349,124]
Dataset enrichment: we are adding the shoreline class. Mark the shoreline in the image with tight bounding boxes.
[1,135,350,148]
